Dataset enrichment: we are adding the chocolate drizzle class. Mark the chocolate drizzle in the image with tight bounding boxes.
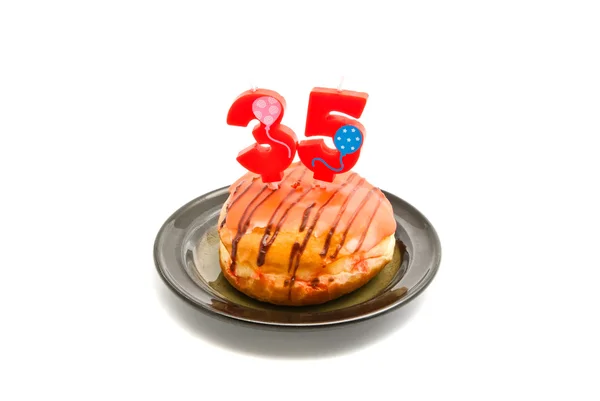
[288,242,300,273]
[256,173,310,266]
[331,187,378,259]
[287,173,358,300]
[220,178,255,229]
[230,167,301,271]
[319,177,365,257]
[354,192,383,252]
[299,202,316,232]
[230,184,269,272]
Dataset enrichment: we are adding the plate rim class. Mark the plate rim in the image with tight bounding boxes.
[154,186,442,328]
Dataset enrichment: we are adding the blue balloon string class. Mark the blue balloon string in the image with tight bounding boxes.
[311,153,345,172]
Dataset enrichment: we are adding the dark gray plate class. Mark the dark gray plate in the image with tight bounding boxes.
[154,186,441,328]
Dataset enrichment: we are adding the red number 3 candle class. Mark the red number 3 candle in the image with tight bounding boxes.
[297,88,368,182]
[227,89,297,183]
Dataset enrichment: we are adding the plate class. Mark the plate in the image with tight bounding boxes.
[154,186,441,327]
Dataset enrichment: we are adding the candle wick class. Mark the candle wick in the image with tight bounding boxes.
[250,82,257,92]
[337,76,344,92]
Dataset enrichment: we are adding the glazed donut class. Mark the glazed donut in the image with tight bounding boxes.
[217,162,396,306]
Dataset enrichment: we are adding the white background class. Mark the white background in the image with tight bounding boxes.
[1,1,599,400]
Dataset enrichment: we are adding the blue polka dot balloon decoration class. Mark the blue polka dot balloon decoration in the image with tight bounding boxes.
[311,125,363,172]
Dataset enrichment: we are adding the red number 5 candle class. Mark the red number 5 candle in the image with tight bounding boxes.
[297,88,368,182]
[227,89,297,183]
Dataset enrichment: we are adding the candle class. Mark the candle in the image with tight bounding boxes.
[297,87,368,182]
[227,89,298,183]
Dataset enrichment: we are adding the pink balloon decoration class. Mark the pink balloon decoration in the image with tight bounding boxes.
[252,96,281,127]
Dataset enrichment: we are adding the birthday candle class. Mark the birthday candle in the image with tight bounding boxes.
[227,89,298,183]
[297,87,368,182]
